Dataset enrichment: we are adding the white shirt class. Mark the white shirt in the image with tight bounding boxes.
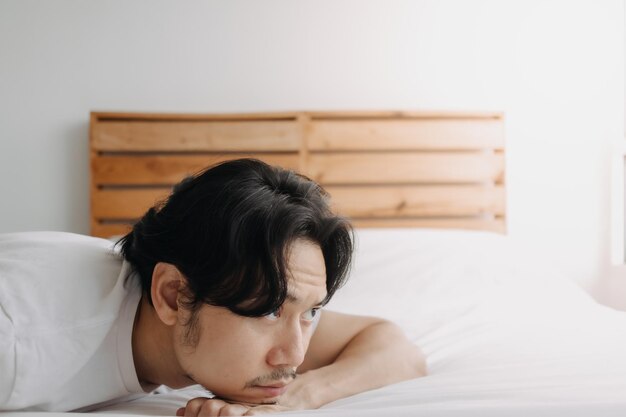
[0,232,146,411]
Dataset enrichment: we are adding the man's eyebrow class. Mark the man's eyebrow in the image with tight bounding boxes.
[285,291,325,307]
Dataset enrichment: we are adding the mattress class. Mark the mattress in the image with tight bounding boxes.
[4,229,626,416]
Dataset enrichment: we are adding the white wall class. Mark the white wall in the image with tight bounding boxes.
[1,0,624,307]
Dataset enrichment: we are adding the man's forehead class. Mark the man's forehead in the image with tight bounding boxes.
[281,239,328,307]
[285,240,326,276]
[284,290,326,307]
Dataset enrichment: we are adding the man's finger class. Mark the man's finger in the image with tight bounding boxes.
[215,403,250,416]
[194,399,246,417]
[184,397,219,417]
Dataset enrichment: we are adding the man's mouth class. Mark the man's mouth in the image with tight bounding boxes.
[252,382,289,398]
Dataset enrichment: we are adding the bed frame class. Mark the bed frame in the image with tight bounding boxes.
[89,111,505,238]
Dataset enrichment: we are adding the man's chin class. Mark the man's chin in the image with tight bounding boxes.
[209,391,280,406]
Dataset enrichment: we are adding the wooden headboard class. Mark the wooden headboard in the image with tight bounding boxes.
[90,111,505,238]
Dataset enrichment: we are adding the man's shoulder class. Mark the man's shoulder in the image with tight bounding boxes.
[0,231,126,328]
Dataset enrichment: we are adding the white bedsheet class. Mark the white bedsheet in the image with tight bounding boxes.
[4,229,626,416]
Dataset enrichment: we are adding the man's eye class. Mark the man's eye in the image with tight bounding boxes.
[264,308,281,321]
[302,308,320,322]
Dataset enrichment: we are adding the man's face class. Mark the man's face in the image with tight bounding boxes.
[173,239,327,404]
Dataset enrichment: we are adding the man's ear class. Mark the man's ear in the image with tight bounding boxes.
[151,262,184,326]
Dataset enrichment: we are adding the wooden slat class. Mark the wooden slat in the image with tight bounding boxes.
[93,188,171,219]
[93,186,504,221]
[326,185,505,218]
[92,120,300,151]
[91,223,133,239]
[308,119,504,150]
[92,110,502,122]
[351,218,506,233]
[93,154,299,185]
[307,152,504,184]
[90,215,506,237]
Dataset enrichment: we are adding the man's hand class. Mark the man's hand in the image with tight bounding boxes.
[176,397,290,417]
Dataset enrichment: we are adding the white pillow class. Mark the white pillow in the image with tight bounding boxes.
[325,228,599,371]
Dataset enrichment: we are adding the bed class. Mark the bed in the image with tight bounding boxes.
[12,110,626,417]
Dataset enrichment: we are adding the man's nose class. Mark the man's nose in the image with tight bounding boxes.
[266,320,306,368]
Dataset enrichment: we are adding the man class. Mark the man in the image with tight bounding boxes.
[0,159,426,415]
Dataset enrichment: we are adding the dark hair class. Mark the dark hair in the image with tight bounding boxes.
[118,158,353,318]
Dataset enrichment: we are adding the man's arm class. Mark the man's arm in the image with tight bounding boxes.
[278,310,427,409]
